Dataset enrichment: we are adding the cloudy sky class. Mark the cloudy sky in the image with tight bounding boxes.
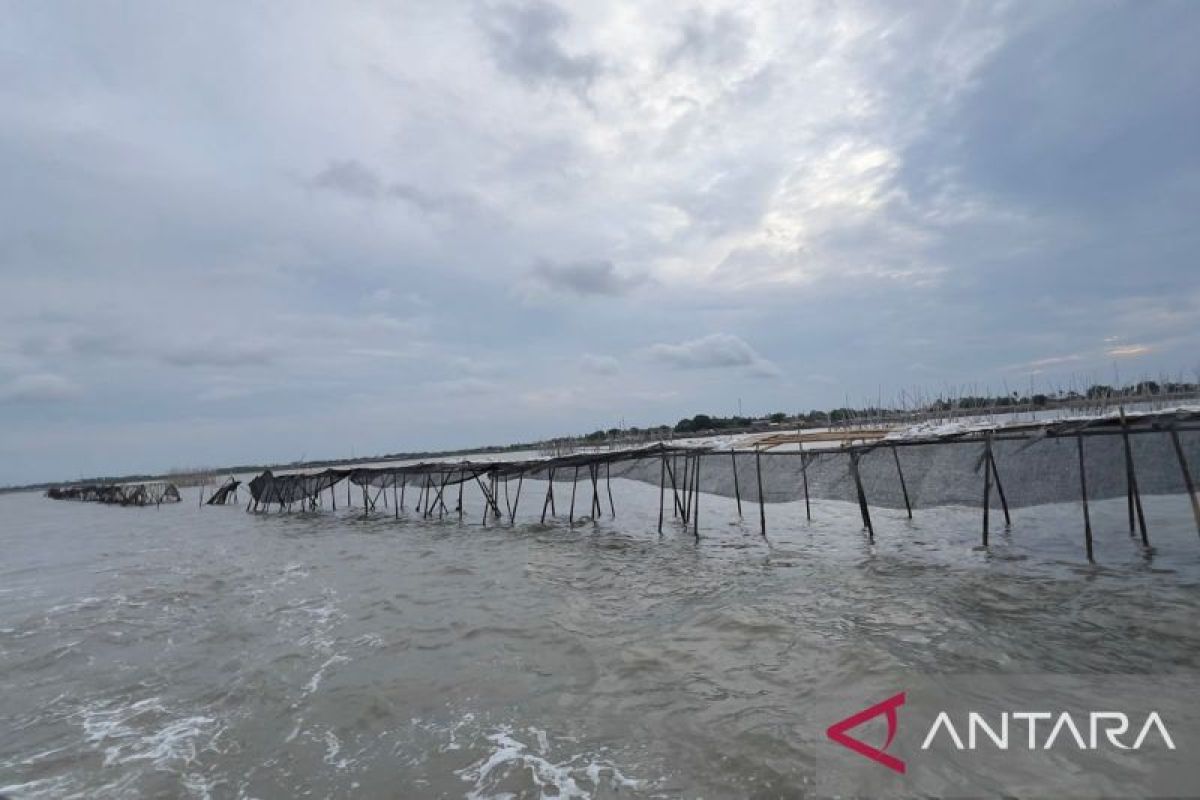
[2,1,1198,484]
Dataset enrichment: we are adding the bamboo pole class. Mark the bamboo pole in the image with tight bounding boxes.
[800,445,811,522]
[569,465,579,525]
[541,469,554,524]
[665,458,683,518]
[755,448,766,537]
[1169,429,1200,537]
[982,436,992,547]
[1120,408,1149,545]
[657,456,665,533]
[590,463,601,520]
[988,446,1010,527]
[692,454,700,540]
[849,452,873,541]
[606,461,615,517]
[1078,435,1094,562]
[891,446,912,520]
[511,472,524,522]
[730,451,742,516]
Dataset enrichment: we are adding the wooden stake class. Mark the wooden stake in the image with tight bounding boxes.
[800,445,811,522]
[849,452,873,541]
[1119,409,1149,545]
[665,458,683,518]
[657,455,667,532]
[590,463,601,520]
[569,465,579,525]
[988,446,1010,527]
[541,469,554,524]
[730,451,742,516]
[680,456,691,523]
[1169,428,1200,537]
[755,448,767,537]
[512,472,524,522]
[693,454,700,540]
[1078,435,1094,562]
[982,436,992,547]
[891,446,912,520]
[606,461,615,517]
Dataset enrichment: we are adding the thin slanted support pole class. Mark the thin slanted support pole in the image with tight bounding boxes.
[1119,409,1149,546]
[1078,435,1094,562]
[606,461,615,518]
[849,451,873,542]
[590,463,601,520]
[988,444,1011,528]
[680,456,691,523]
[657,453,667,534]
[982,436,993,547]
[393,477,399,519]
[470,471,490,525]
[569,466,579,525]
[1169,429,1200,537]
[503,474,512,519]
[331,482,337,511]
[436,472,450,519]
[399,476,405,510]
[473,472,500,520]
[755,448,767,537]
[730,451,742,516]
[891,446,912,520]
[665,458,683,518]
[692,454,700,541]
[361,483,369,518]
[800,445,811,522]
[457,472,464,519]
[511,472,524,522]
[541,469,555,523]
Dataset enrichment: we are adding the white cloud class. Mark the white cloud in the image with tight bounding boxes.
[645,333,780,378]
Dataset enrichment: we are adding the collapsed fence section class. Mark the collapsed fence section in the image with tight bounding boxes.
[46,481,182,507]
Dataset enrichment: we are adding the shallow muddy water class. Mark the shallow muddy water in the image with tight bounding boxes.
[2,481,1198,798]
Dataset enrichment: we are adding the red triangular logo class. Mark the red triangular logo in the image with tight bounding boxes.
[826,691,906,774]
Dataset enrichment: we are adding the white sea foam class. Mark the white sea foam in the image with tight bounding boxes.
[78,696,220,771]
[456,725,643,800]
[304,652,350,694]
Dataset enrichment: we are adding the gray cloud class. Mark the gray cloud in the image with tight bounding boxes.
[0,373,82,403]
[477,1,600,94]
[665,9,751,68]
[311,159,383,200]
[528,259,647,297]
[160,339,281,368]
[580,354,620,375]
[646,334,781,378]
